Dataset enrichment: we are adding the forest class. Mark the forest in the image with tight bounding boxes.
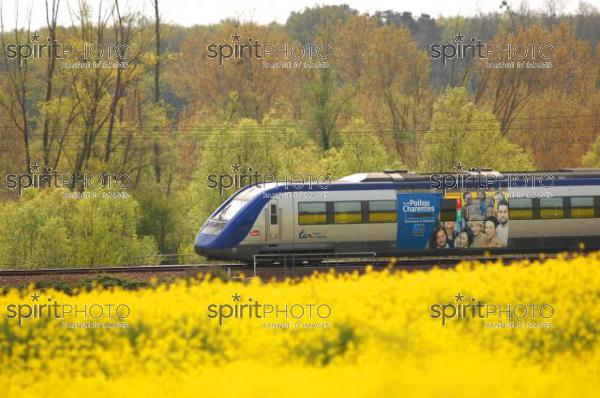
[1,1,599,267]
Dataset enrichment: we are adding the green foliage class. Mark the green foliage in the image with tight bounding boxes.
[0,190,159,269]
[419,87,535,172]
[305,68,355,150]
[135,192,181,255]
[582,136,600,168]
[320,118,398,179]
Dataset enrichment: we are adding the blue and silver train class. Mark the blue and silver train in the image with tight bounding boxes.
[194,169,600,262]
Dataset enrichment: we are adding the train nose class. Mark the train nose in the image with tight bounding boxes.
[194,233,223,259]
[194,243,218,259]
[194,243,205,256]
[194,233,209,256]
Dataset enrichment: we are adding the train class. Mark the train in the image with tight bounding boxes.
[194,169,600,263]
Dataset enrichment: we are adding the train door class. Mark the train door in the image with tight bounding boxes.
[266,200,281,242]
[396,192,443,251]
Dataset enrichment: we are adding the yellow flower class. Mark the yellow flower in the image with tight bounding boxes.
[0,253,599,397]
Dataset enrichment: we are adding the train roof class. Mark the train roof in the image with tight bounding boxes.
[336,169,600,183]
[232,168,600,198]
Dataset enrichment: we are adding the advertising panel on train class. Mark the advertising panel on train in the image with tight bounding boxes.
[397,191,509,250]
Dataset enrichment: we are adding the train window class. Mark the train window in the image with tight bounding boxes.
[368,201,396,223]
[571,197,595,218]
[334,201,362,224]
[298,202,327,225]
[440,199,457,222]
[509,198,533,220]
[540,197,564,219]
[270,204,278,225]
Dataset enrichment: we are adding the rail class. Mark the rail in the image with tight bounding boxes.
[252,251,377,277]
[0,252,571,280]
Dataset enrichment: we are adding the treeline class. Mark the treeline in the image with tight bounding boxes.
[0,1,600,267]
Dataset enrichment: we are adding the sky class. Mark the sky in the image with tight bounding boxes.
[0,0,595,29]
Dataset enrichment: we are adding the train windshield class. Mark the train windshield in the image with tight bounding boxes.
[202,184,277,235]
[214,199,248,221]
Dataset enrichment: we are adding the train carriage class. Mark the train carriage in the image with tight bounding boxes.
[194,169,600,262]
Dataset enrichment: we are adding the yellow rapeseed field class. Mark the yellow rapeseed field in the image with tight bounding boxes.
[1,253,599,397]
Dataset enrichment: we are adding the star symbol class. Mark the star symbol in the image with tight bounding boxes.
[231,163,241,172]
[455,292,465,302]
[454,33,465,43]
[31,292,40,302]
[232,293,242,302]
[30,32,40,42]
[453,162,465,172]
[29,162,40,173]
[231,33,241,42]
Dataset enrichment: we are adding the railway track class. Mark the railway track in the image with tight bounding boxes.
[0,263,233,277]
[0,252,563,284]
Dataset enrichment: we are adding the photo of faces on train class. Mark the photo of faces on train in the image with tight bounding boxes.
[428,191,509,250]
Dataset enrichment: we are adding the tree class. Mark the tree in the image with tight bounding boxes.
[360,24,432,167]
[0,8,34,172]
[285,5,357,43]
[420,87,534,172]
[320,118,398,178]
[305,67,353,150]
[474,22,600,168]
[0,190,159,268]
[41,0,60,169]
